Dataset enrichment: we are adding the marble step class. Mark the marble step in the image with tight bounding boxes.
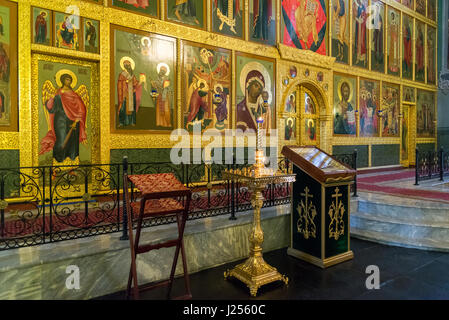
[350,211,449,252]
[355,198,449,225]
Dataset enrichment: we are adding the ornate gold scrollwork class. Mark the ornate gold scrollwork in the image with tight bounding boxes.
[82,193,92,202]
[0,200,8,210]
[325,176,353,183]
[328,187,345,240]
[296,186,317,239]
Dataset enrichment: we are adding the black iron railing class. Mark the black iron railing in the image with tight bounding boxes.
[0,158,292,251]
[332,149,358,197]
[415,148,449,185]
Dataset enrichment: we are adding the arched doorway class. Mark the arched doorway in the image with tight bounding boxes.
[299,86,320,147]
[281,80,328,151]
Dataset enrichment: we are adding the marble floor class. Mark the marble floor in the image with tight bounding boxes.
[385,177,449,192]
[96,238,449,300]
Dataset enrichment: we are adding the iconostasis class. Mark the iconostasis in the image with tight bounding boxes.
[0,0,439,168]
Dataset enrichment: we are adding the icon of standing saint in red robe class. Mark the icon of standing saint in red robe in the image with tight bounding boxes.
[353,0,367,66]
[415,24,425,81]
[40,70,89,163]
[402,17,412,77]
[35,11,48,44]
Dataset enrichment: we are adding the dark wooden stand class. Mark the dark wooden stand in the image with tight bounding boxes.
[282,146,355,268]
[123,172,192,300]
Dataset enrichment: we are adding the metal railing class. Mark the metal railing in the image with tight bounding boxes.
[415,147,449,185]
[0,157,292,251]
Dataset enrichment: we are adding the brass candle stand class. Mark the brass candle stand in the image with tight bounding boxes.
[223,118,296,296]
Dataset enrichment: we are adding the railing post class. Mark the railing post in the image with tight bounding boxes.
[49,166,53,242]
[207,165,211,209]
[120,156,129,241]
[0,174,4,239]
[186,163,190,188]
[227,163,230,216]
[42,167,46,244]
[440,147,444,181]
[428,151,432,180]
[353,149,358,197]
[229,156,236,220]
[116,164,121,229]
[182,163,186,185]
[414,148,419,185]
[286,158,292,199]
[444,149,448,177]
[84,169,89,224]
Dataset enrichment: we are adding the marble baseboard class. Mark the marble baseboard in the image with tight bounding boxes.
[0,204,291,300]
[351,227,449,253]
[352,212,449,239]
[357,200,449,225]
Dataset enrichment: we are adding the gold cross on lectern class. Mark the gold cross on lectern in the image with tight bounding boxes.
[301,186,313,202]
[332,187,342,203]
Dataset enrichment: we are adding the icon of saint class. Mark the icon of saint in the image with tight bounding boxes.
[35,11,48,44]
[117,57,144,127]
[40,70,89,163]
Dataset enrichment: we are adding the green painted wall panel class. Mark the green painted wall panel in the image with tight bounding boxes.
[110,149,173,164]
[332,145,369,168]
[0,150,20,197]
[438,128,449,151]
[0,150,19,168]
[417,143,436,154]
[371,145,400,167]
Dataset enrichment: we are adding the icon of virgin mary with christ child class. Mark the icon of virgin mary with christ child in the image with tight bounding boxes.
[236,61,273,132]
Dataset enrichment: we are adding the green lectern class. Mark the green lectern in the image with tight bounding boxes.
[282,146,356,268]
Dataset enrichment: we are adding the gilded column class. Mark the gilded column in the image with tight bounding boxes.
[19,0,32,167]
[101,5,110,164]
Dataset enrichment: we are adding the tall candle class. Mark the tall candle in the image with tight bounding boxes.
[256,117,263,151]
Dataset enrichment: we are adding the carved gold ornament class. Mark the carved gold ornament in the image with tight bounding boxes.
[82,193,92,202]
[0,200,8,210]
[296,187,317,239]
[328,187,345,240]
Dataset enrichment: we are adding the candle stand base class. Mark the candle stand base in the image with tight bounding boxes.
[224,255,288,297]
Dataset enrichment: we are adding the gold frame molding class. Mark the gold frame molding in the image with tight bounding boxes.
[109,24,178,135]
[0,0,18,133]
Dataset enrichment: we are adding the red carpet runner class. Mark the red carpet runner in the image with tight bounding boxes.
[358,169,449,202]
